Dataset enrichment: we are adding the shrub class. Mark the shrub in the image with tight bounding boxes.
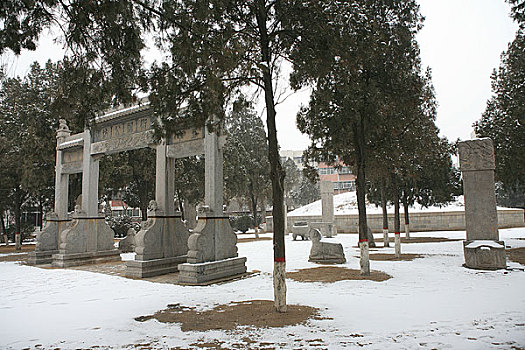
[106,215,140,238]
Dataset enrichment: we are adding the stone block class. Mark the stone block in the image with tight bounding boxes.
[463,240,506,270]
[52,250,121,268]
[27,250,59,265]
[178,257,247,285]
[311,222,337,238]
[126,255,187,278]
[292,222,310,240]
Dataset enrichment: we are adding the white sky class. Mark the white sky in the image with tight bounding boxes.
[1,1,519,150]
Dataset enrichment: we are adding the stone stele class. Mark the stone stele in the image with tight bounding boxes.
[311,181,337,238]
[458,138,506,270]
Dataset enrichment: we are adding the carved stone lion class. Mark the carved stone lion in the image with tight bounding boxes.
[147,200,158,212]
[58,119,70,132]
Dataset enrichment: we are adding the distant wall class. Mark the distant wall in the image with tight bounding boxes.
[265,209,524,233]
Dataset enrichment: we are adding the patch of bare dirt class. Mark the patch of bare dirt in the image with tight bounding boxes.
[237,237,272,243]
[287,266,391,283]
[369,253,423,261]
[507,247,525,266]
[0,244,34,262]
[0,253,28,262]
[135,300,318,332]
[0,244,35,254]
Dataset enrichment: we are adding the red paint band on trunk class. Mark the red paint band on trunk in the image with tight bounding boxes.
[274,257,285,263]
[395,232,400,235]
[359,239,368,242]
[382,227,388,230]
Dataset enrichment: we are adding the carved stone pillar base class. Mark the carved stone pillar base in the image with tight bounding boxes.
[125,211,190,278]
[463,240,506,270]
[28,250,59,265]
[186,216,238,263]
[179,215,247,284]
[52,250,121,268]
[126,255,188,278]
[178,257,247,285]
[52,216,120,267]
[28,215,71,265]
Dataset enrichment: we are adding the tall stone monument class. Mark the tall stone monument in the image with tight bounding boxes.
[458,138,506,270]
[311,181,337,238]
[178,121,247,284]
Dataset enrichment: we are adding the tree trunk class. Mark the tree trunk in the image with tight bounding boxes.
[38,195,44,231]
[353,119,370,276]
[393,184,401,258]
[183,199,197,230]
[255,0,286,313]
[402,190,410,239]
[381,180,389,247]
[249,184,259,239]
[140,202,148,221]
[0,210,8,245]
[14,194,22,251]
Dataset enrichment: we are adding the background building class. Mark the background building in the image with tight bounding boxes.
[280,150,356,194]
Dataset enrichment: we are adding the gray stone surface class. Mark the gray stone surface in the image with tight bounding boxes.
[118,228,136,253]
[186,216,238,263]
[179,124,246,283]
[321,181,334,220]
[308,229,346,264]
[126,255,187,278]
[292,222,310,240]
[310,222,336,238]
[459,139,498,241]
[58,216,115,254]
[53,213,120,267]
[463,240,506,270]
[52,250,121,268]
[133,206,190,261]
[459,138,506,270]
[28,213,72,265]
[178,257,247,284]
[320,181,337,237]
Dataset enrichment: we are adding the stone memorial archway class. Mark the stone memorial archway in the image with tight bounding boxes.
[29,99,246,282]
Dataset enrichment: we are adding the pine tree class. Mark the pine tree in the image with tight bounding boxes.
[474,29,525,207]
[224,95,271,230]
[292,0,424,274]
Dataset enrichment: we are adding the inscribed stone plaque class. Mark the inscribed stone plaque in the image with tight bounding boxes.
[166,127,206,158]
[91,130,155,155]
[91,108,155,154]
[61,149,84,174]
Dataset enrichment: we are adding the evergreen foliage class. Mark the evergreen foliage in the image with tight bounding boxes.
[224,95,270,229]
[474,29,525,207]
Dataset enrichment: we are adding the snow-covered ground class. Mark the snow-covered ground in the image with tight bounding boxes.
[1,228,525,349]
[289,191,517,216]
